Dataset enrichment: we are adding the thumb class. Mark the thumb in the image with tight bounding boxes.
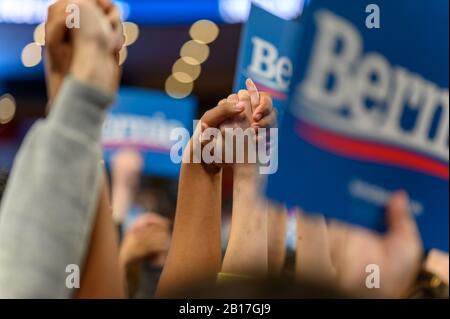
[386,191,419,239]
[201,101,244,128]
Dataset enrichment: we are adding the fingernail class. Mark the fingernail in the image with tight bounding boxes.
[254,113,262,121]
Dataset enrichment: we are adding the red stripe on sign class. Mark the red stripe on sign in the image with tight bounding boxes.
[103,142,171,154]
[253,82,288,101]
[296,120,449,180]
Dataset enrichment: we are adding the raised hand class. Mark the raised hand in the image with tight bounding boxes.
[296,191,423,298]
[328,191,423,298]
[183,98,245,173]
[212,79,277,168]
[45,0,124,101]
[111,150,143,224]
[120,212,171,297]
[111,150,143,190]
[120,212,171,266]
[220,80,278,278]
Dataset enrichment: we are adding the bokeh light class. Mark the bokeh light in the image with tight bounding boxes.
[180,40,210,65]
[33,22,46,46]
[123,22,140,46]
[165,19,220,99]
[189,19,220,44]
[21,42,42,67]
[165,75,194,99]
[172,59,201,83]
[119,46,128,66]
[0,94,16,124]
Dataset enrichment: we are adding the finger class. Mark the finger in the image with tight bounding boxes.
[246,78,260,112]
[237,89,251,109]
[253,92,273,122]
[202,102,244,128]
[253,111,277,129]
[227,91,245,122]
[218,99,227,105]
[386,191,419,238]
[227,93,239,104]
[239,90,256,126]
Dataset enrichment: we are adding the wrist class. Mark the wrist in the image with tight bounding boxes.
[119,241,140,267]
[233,163,262,188]
[183,139,222,175]
[113,178,139,194]
[70,42,114,93]
[46,73,64,109]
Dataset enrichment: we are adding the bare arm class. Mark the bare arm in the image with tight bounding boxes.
[0,0,127,298]
[156,101,244,297]
[76,171,126,298]
[221,82,278,277]
[221,164,268,276]
[156,161,223,297]
[111,150,143,224]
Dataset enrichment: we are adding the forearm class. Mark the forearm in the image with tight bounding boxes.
[112,184,134,224]
[295,212,336,284]
[222,164,268,276]
[75,173,126,298]
[268,204,288,276]
[0,77,113,298]
[156,161,222,298]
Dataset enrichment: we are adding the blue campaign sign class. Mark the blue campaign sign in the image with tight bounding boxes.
[266,0,449,251]
[233,4,302,114]
[102,87,197,178]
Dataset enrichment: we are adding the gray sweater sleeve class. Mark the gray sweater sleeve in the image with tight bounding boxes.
[0,77,114,298]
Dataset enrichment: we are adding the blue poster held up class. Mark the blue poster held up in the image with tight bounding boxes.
[102,87,197,178]
[233,4,302,114]
[266,0,449,251]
